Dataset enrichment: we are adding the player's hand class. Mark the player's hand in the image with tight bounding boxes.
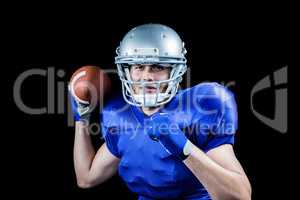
[146,113,192,161]
[68,85,93,122]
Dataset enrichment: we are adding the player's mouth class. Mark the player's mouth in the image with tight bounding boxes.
[140,86,158,93]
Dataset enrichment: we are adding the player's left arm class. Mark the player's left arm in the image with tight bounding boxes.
[183,143,252,200]
[147,113,251,200]
[147,85,251,200]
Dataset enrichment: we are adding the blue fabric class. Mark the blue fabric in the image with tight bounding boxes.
[100,82,238,199]
[145,112,189,160]
[70,93,81,121]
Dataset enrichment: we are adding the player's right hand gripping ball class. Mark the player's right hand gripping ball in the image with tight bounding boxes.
[69,66,111,122]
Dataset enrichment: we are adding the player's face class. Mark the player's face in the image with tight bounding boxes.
[130,64,171,94]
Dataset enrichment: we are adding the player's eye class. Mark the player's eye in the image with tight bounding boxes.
[151,65,165,72]
[132,65,144,71]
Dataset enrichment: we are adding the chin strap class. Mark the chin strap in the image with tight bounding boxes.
[133,93,170,107]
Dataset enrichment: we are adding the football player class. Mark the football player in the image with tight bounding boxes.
[71,24,251,200]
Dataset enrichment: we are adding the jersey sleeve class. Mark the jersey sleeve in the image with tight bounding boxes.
[194,83,238,153]
[101,125,121,158]
[100,109,121,158]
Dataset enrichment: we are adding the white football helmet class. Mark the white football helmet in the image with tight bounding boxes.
[115,24,187,107]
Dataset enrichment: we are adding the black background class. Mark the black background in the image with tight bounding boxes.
[5,3,295,200]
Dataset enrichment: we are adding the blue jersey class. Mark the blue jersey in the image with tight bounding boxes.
[100,82,238,200]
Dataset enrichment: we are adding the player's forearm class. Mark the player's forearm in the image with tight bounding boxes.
[183,144,251,200]
[73,121,96,184]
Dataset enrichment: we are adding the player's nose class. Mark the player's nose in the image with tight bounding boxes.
[142,65,154,81]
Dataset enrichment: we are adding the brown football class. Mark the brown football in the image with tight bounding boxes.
[69,66,111,105]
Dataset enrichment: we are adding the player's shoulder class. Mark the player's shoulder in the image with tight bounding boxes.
[181,82,234,101]
[101,93,131,126]
[103,93,128,111]
[173,82,235,112]
[185,82,233,96]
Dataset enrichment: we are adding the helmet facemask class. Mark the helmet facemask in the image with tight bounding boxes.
[116,62,187,107]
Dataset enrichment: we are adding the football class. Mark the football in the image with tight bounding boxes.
[69,66,111,105]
